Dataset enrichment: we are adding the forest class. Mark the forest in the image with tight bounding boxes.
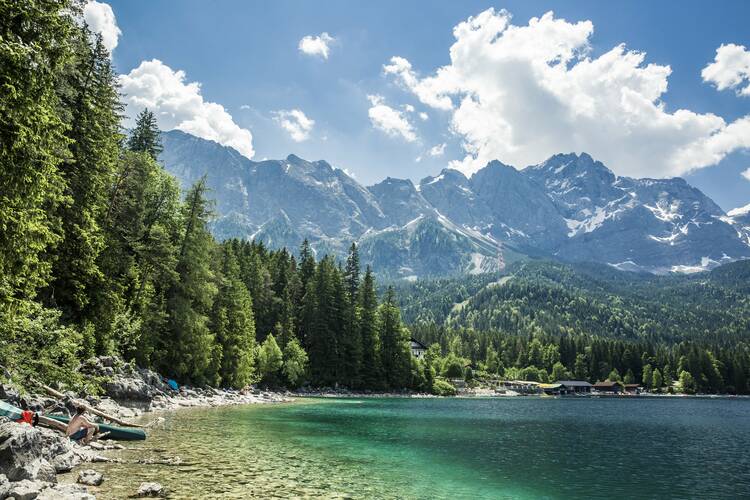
[395,260,750,394]
[0,0,427,394]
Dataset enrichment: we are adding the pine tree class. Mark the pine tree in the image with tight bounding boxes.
[127,108,162,160]
[379,287,411,389]
[212,244,257,388]
[159,178,218,384]
[340,243,363,387]
[45,32,123,350]
[308,256,340,386]
[359,266,381,388]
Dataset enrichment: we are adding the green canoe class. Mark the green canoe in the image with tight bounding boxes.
[47,414,147,441]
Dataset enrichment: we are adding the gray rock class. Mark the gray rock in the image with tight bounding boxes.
[37,484,96,500]
[6,479,49,500]
[16,458,57,483]
[0,421,76,481]
[0,474,10,499]
[136,482,163,497]
[77,469,104,487]
[50,450,81,473]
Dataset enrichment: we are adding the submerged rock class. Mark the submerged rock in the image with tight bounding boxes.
[77,469,104,486]
[37,483,96,500]
[136,482,164,497]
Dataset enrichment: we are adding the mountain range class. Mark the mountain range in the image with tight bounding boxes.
[160,130,750,279]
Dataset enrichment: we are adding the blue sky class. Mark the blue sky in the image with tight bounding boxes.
[101,0,750,210]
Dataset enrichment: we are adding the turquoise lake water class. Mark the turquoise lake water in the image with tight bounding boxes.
[85,397,750,499]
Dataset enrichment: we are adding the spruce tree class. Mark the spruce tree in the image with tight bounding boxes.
[127,108,162,160]
[379,287,411,389]
[212,244,257,388]
[159,178,218,385]
[359,266,381,388]
[45,32,122,349]
[340,243,363,387]
[308,256,340,386]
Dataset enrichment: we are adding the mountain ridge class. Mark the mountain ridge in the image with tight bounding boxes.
[159,129,750,278]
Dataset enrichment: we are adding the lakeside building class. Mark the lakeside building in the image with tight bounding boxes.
[593,381,622,394]
[555,381,593,394]
[540,381,593,396]
[409,338,427,358]
[624,384,641,394]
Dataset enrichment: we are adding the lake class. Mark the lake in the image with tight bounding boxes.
[80,397,750,499]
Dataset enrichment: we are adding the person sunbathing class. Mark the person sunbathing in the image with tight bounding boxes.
[66,405,99,444]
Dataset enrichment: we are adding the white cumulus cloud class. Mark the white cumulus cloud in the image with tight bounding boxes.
[273,109,315,142]
[742,167,750,182]
[83,1,121,52]
[383,8,750,178]
[428,143,446,157]
[298,33,335,59]
[367,95,417,142]
[119,59,255,159]
[702,44,750,97]
[419,112,429,121]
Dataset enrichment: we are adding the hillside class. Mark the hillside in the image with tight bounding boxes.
[393,259,750,346]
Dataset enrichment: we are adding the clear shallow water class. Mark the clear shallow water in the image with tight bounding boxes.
[77,397,750,499]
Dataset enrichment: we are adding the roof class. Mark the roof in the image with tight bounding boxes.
[555,380,593,387]
[409,338,427,349]
[540,383,562,389]
[593,381,619,388]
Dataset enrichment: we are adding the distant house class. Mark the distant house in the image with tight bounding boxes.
[593,381,622,393]
[555,380,593,395]
[410,338,427,358]
[624,384,641,394]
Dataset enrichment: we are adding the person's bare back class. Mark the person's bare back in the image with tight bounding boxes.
[66,406,98,443]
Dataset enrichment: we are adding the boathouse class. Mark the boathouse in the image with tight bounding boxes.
[555,380,593,394]
[624,384,641,394]
[593,381,622,393]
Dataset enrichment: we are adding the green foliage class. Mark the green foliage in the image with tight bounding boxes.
[0,0,72,312]
[282,338,308,388]
[258,334,283,384]
[551,361,570,381]
[0,304,86,391]
[432,378,457,396]
[679,370,696,394]
[212,245,257,388]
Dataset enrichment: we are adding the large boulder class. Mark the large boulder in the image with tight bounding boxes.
[0,421,79,481]
[6,479,51,500]
[102,374,156,403]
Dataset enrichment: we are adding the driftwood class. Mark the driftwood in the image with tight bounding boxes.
[35,380,146,429]
[37,414,68,433]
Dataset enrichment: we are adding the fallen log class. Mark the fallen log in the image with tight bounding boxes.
[35,380,146,429]
[37,414,69,433]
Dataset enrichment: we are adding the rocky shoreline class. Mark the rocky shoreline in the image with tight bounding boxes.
[0,357,290,499]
